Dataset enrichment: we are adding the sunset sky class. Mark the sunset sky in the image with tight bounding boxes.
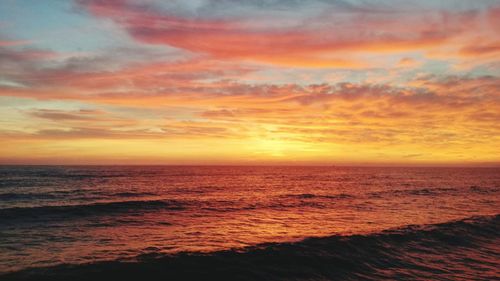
[0,0,499,165]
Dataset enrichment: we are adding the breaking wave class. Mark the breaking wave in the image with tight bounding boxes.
[2,214,498,280]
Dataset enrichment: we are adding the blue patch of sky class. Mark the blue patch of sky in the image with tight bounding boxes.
[0,0,128,53]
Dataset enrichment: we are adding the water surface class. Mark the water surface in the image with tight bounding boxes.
[0,166,499,279]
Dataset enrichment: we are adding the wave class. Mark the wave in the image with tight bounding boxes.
[0,199,185,222]
[367,185,500,198]
[2,214,498,280]
[0,193,352,222]
[0,192,58,200]
[281,193,354,200]
[111,192,157,198]
[469,185,500,194]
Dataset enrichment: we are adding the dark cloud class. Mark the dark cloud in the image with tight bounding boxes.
[28,109,104,121]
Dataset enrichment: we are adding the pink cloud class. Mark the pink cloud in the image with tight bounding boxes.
[78,0,496,68]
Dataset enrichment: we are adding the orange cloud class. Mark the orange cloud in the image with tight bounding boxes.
[459,42,500,57]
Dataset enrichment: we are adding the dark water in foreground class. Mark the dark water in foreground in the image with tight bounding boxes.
[0,166,499,280]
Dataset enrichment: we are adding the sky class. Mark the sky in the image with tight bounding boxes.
[0,0,499,165]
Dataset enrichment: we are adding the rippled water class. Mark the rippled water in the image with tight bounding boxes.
[0,166,499,279]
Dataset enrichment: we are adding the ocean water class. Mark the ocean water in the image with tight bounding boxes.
[0,166,499,280]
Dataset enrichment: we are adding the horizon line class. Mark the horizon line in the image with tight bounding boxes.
[1,163,499,168]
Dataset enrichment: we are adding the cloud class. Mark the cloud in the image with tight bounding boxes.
[397,57,420,68]
[28,109,105,121]
[200,109,236,118]
[0,1,499,164]
[0,40,32,47]
[77,0,499,68]
[2,74,499,163]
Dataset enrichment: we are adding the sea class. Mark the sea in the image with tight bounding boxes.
[0,166,499,280]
